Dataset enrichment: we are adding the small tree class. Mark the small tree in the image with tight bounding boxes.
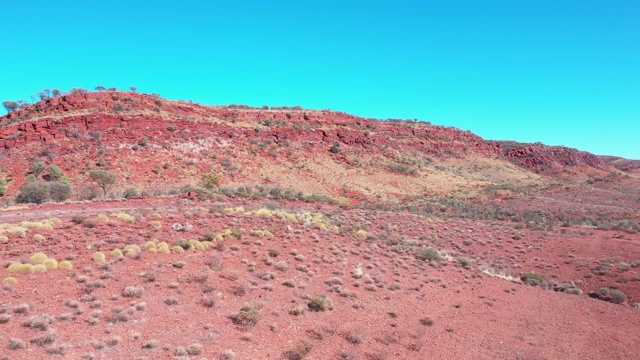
[95,86,106,92]
[130,86,137,93]
[30,162,46,176]
[47,165,63,180]
[3,101,19,113]
[48,182,72,202]
[89,170,116,196]
[51,89,62,97]
[15,182,50,204]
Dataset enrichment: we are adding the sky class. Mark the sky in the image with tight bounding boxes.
[1,0,638,159]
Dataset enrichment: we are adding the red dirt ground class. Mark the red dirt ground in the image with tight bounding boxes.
[1,197,638,359]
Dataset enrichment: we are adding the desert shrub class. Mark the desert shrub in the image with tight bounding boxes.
[142,339,159,349]
[268,248,281,257]
[186,343,204,355]
[419,317,435,326]
[282,341,313,360]
[329,145,341,154]
[389,163,417,175]
[123,187,140,199]
[7,338,26,350]
[231,303,263,327]
[49,182,71,201]
[33,264,47,273]
[0,178,7,196]
[15,181,70,203]
[521,272,545,285]
[16,182,50,204]
[23,314,55,330]
[122,286,144,298]
[308,296,334,311]
[415,247,442,263]
[30,330,56,346]
[202,174,221,189]
[610,290,627,304]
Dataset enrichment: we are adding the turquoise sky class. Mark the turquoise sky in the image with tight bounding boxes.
[1,1,638,159]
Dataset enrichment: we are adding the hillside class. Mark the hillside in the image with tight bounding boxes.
[0,91,639,359]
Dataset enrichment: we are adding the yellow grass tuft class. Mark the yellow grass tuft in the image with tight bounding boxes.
[30,252,48,264]
[33,234,46,243]
[124,244,141,257]
[7,263,22,273]
[43,258,58,270]
[0,224,28,237]
[3,277,18,285]
[157,242,170,254]
[149,213,162,219]
[58,261,73,270]
[19,221,53,231]
[33,264,47,273]
[172,245,185,254]
[150,221,162,229]
[111,249,124,258]
[111,213,135,223]
[0,235,8,243]
[17,264,35,274]
[96,214,109,222]
[355,230,368,240]
[92,252,106,264]
[45,218,62,226]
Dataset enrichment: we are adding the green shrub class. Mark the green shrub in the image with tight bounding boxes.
[30,162,46,176]
[0,178,7,196]
[521,272,545,285]
[389,163,417,175]
[15,181,71,203]
[47,165,63,180]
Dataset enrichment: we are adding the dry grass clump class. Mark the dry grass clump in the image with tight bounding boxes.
[58,260,73,269]
[7,338,26,350]
[220,349,236,359]
[33,264,48,273]
[308,296,334,311]
[96,214,109,222]
[150,221,162,229]
[172,245,185,254]
[3,277,18,286]
[14,303,31,314]
[142,339,160,349]
[0,313,12,323]
[23,314,55,330]
[0,235,8,243]
[92,252,106,264]
[186,343,204,355]
[122,286,144,298]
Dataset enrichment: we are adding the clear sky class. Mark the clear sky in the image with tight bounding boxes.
[1,1,638,159]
